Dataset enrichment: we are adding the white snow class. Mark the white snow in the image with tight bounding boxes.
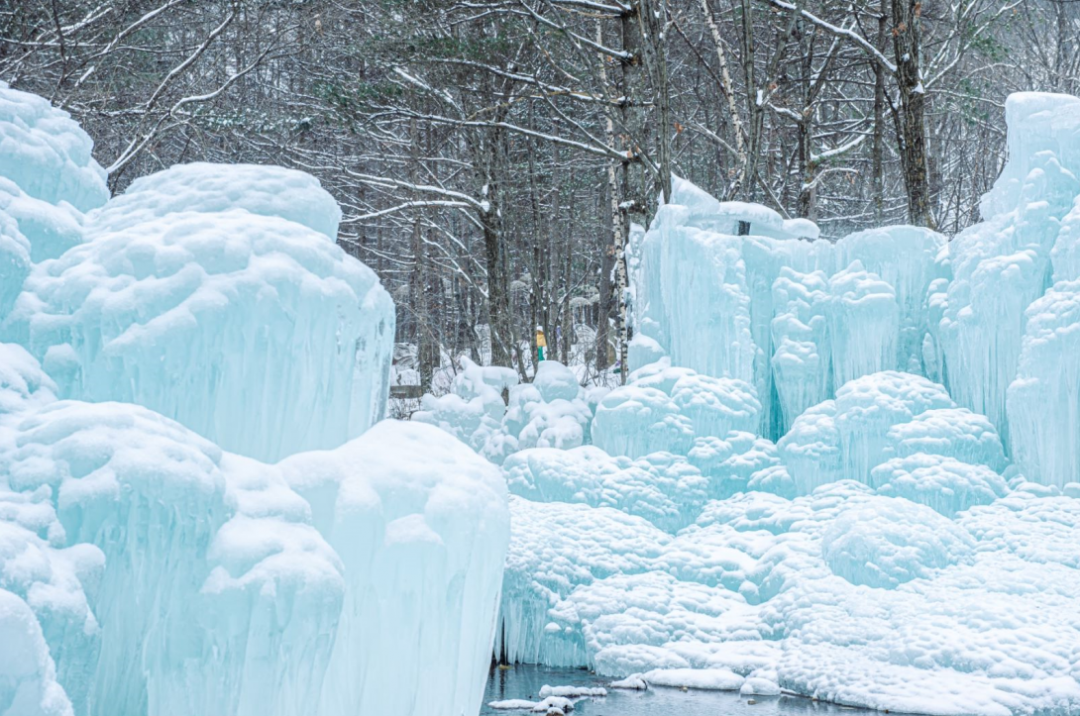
[538,685,607,698]
[415,358,595,463]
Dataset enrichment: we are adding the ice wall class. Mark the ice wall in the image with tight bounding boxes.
[633,177,944,439]
[281,421,510,716]
[6,163,394,463]
[1,86,507,716]
[937,94,1080,429]
[495,96,1080,714]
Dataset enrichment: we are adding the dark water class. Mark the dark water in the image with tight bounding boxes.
[481,665,873,716]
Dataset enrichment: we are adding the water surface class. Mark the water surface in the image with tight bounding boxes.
[482,665,875,716]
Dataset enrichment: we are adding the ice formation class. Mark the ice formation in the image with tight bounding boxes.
[6,66,1080,716]
[0,356,509,716]
[5,161,393,462]
[0,83,108,321]
[414,358,598,463]
[0,86,507,716]
[489,91,1080,716]
[939,93,1080,454]
[633,176,945,438]
[280,421,509,716]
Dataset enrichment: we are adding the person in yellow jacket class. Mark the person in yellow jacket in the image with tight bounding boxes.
[536,326,547,362]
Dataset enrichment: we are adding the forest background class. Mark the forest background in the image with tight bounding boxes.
[3,0,1075,389]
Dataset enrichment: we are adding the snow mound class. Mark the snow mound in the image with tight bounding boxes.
[415,359,594,464]
[2,398,507,716]
[779,371,955,493]
[0,503,100,714]
[0,84,105,317]
[639,667,744,691]
[0,177,87,263]
[0,343,56,418]
[609,675,648,690]
[497,497,671,667]
[3,401,239,716]
[821,496,975,587]
[489,696,577,713]
[0,588,73,716]
[686,431,781,499]
[592,362,759,459]
[503,446,707,532]
[885,407,1007,470]
[85,162,340,240]
[870,454,1007,516]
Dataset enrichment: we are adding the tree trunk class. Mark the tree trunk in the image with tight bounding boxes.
[638,0,673,203]
[408,118,435,393]
[872,0,886,224]
[892,0,935,228]
[483,209,512,368]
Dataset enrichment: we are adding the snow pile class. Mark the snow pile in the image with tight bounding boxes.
[415,359,595,463]
[7,162,394,462]
[84,162,340,240]
[488,696,578,714]
[487,685,606,714]
[592,361,760,459]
